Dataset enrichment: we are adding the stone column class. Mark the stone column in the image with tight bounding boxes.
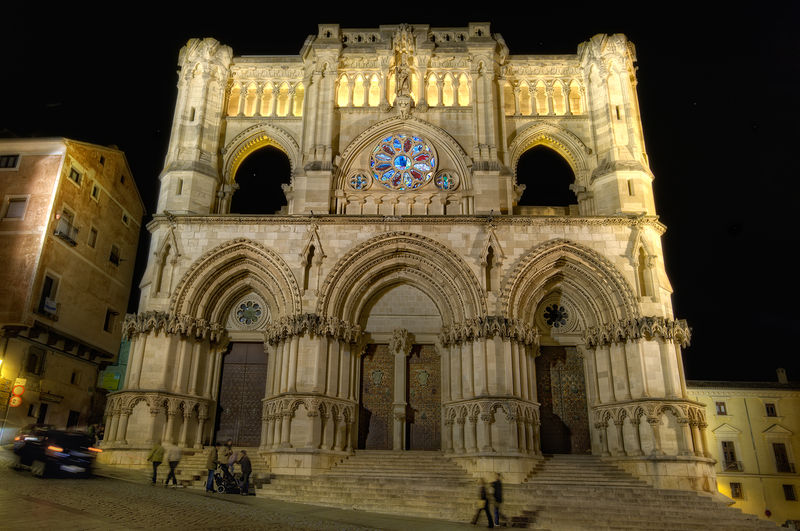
[280,411,293,448]
[678,418,694,456]
[147,407,160,445]
[188,342,201,395]
[546,83,554,115]
[443,419,454,453]
[647,417,664,455]
[627,416,644,456]
[390,329,412,451]
[165,408,178,445]
[658,339,679,398]
[287,335,300,393]
[307,408,321,449]
[596,422,610,456]
[178,409,191,447]
[176,339,192,394]
[272,414,282,450]
[116,409,131,445]
[259,412,270,451]
[698,422,711,458]
[690,421,704,457]
[321,412,334,450]
[525,420,535,454]
[565,82,573,115]
[454,418,466,453]
[478,413,493,452]
[612,419,626,456]
[195,411,207,449]
[105,409,120,444]
[333,414,346,451]
[507,414,519,453]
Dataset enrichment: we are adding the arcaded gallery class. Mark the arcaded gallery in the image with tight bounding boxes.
[100,23,714,495]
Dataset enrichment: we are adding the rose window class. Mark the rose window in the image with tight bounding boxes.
[370,133,436,190]
[543,304,568,328]
[236,301,262,325]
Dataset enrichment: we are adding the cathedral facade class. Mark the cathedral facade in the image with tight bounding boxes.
[101,23,715,492]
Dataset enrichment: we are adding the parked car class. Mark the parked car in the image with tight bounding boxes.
[11,424,101,477]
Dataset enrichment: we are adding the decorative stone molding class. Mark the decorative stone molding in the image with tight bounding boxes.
[592,398,706,425]
[584,317,691,348]
[389,328,414,355]
[122,311,227,343]
[438,316,539,347]
[264,313,362,345]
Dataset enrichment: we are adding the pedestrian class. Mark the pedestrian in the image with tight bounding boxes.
[470,478,494,528]
[205,442,219,493]
[164,442,182,487]
[491,472,504,526]
[238,450,252,495]
[146,441,165,485]
[227,446,239,475]
[220,439,233,475]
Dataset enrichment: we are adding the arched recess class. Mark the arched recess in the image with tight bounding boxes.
[335,116,473,192]
[516,145,576,206]
[507,121,592,186]
[317,232,484,327]
[221,123,301,185]
[170,238,301,324]
[500,239,639,329]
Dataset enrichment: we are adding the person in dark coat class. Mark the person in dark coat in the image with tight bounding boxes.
[470,478,494,528]
[238,450,252,495]
[491,473,504,526]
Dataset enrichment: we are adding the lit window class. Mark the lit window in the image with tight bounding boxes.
[730,482,743,499]
[370,133,436,191]
[716,401,727,415]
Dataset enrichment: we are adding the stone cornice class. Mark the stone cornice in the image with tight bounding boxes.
[439,316,539,347]
[122,311,227,343]
[584,316,691,348]
[265,313,362,344]
[687,387,800,399]
[147,213,666,235]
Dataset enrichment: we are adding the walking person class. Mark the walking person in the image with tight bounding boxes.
[164,443,182,487]
[238,450,252,495]
[470,478,494,528]
[491,473,504,527]
[146,441,165,485]
[205,442,219,493]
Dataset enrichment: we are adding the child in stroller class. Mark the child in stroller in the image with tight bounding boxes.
[213,463,240,494]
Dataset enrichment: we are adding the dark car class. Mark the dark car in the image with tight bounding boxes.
[11,424,101,477]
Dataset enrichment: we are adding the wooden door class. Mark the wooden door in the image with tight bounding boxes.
[215,343,267,446]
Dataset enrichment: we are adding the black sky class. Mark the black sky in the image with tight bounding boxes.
[2,7,797,382]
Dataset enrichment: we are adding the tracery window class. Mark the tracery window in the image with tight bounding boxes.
[227,84,242,116]
[457,74,469,106]
[368,75,380,107]
[353,75,366,107]
[370,133,436,190]
[426,75,439,106]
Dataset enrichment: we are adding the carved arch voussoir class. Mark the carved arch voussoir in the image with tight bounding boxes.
[222,123,301,184]
[508,121,592,178]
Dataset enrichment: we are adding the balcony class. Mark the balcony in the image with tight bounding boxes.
[53,218,78,246]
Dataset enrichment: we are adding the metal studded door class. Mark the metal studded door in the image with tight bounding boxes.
[358,344,394,449]
[536,346,590,454]
[407,345,441,450]
[215,343,267,446]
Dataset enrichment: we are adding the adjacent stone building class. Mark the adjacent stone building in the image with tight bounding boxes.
[101,24,713,493]
[0,138,144,443]
[688,372,800,524]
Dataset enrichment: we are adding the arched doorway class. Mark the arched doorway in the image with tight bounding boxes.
[356,283,443,451]
[516,145,576,207]
[214,342,267,446]
[229,146,291,215]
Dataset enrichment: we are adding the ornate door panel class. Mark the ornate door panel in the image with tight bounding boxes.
[358,344,394,450]
[536,346,590,454]
[407,345,441,450]
[215,342,267,446]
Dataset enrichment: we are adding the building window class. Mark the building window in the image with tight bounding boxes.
[0,154,20,169]
[766,403,777,417]
[120,174,126,184]
[784,484,797,501]
[109,244,121,266]
[87,227,98,248]
[25,347,46,375]
[104,308,118,332]
[54,208,79,245]
[99,155,105,166]
[70,371,78,385]
[91,183,100,201]
[730,482,743,499]
[37,274,59,316]
[66,410,80,428]
[774,443,794,473]
[722,441,740,471]
[3,197,27,219]
[716,401,728,415]
[121,212,129,226]
[68,168,82,186]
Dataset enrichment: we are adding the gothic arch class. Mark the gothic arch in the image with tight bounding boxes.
[221,123,300,185]
[500,239,639,328]
[336,116,472,191]
[507,121,592,180]
[317,232,484,326]
[170,238,301,323]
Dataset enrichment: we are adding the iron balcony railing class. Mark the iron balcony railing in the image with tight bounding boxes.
[53,218,78,245]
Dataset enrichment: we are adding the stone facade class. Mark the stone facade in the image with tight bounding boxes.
[0,138,144,442]
[101,23,716,492]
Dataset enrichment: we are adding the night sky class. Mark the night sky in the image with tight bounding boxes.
[2,8,796,382]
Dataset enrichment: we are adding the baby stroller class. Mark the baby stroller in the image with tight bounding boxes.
[213,464,241,494]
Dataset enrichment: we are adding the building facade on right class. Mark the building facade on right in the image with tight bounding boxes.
[688,371,800,525]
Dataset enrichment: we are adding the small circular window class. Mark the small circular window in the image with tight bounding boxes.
[236,301,262,325]
[369,133,436,191]
[543,304,569,328]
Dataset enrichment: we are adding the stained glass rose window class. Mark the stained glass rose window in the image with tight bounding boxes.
[543,304,568,328]
[370,133,436,190]
[237,301,262,325]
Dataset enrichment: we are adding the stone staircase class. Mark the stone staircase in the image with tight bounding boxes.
[172,447,271,490]
[502,454,777,530]
[257,451,777,530]
[257,450,479,521]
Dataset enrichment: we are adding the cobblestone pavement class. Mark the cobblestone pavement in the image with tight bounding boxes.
[0,449,473,530]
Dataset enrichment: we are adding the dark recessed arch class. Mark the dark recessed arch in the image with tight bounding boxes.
[516,145,576,207]
[229,146,291,215]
